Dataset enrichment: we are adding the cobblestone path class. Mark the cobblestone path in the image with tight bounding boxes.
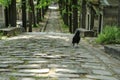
[0,32,120,80]
[44,10,62,33]
[0,4,120,80]
[44,4,63,33]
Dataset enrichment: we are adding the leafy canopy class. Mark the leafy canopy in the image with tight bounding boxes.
[0,0,11,7]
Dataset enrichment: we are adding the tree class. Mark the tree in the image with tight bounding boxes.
[28,0,33,32]
[36,0,42,23]
[9,0,17,27]
[31,0,36,28]
[63,0,69,26]
[0,0,10,27]
[22,0,27,31]
[72,0,78,33]
[4,5,9,27]
[81,0,86,29]
[68,0,72,33]
[118,0,120,27]
[1,0,16,27]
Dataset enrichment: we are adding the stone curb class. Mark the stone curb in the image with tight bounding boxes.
[104,45,120,60]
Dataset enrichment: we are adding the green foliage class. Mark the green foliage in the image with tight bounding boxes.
[60,0,81,16]
[115,28,120,43]
[0,0,11,7]
[96,25,120,44]
[61,22,69,33]
[32,23,39,28]
[36,0,52,9]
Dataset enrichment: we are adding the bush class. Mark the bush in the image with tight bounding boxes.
[96,25,120,44]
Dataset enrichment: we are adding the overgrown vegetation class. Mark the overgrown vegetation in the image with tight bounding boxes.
[62,24,69,33]
[0,32,3,39]
[96,25,120,44]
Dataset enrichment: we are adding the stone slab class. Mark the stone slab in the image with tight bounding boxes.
[0,65,9,68]
[0,61,24,64]
[58,78,70,80]
[18,78,36,80]
[0,77,9,80]
[86,75,118,80]
[48,64,68,68]
[112,68,120,74]
[92,70,113,76]
[14,64,41,69]
[7,72,35,77]
[41,55,61,59]
[50,73,80,78]
[18,69,49,74]
[71,78,93,80]
[28,61,48,64]
[81,63,106,70]
[104,45,120,60]
[0,69,12,72]
[55,68,88,74]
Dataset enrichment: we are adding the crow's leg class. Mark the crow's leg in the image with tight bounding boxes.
[73,43,75,47]
[76,43,79,48]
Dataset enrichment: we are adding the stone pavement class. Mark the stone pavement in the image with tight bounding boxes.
[43,3,63,33]
[44,9,62,33]
[0,32,120,80]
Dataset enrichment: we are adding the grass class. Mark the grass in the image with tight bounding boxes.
[62,24,69,33]
[60,17,69,33]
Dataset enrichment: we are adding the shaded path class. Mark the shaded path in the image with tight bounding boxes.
[44,4,63,33]
[0,32,120,80]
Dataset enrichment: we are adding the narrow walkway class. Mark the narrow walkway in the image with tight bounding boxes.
[0,4,120,80]
[43,4,63,33]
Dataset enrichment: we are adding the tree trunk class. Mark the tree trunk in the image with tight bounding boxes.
[36,0,41,23]
[72,0,78,33]
[31,0,36,27]
[28,11,32,32]
[9,0,16,27]
[58,0,62,15]
[68,0,72,33]
[28,0,33,32]
[4,7,9,27]
[22,0,27,32]
[63,0,69,26]
[81,0,86,29]
[41,6,45,19]
[118,0,120,27]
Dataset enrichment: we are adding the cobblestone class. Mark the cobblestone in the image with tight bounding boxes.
[0,32,119,80]
[50,73,80,78]
[92,70,113,76]
[55,68,88,74]
[18,69,50,73]
[86,75,118,80]
[0,65,9,68]
[14,64,41,69]
[18,78,36,80]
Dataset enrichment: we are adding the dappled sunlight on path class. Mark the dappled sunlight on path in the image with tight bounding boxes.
[0,32,120,80]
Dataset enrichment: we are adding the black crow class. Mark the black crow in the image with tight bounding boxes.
[72,29,81,46]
